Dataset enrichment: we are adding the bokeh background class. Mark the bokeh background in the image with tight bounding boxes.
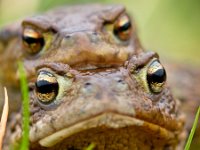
[0,0,199,149]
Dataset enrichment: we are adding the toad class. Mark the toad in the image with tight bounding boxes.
[1,4,196,150]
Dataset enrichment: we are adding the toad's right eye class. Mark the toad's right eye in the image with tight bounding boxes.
[22,28,44,54]
[35,71,59,104]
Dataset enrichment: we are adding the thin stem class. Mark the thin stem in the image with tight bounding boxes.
[18,62,30,150]
[184,106,200,150]
[0,87,9,150]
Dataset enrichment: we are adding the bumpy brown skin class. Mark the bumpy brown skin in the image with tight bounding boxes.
[0,4,191,150]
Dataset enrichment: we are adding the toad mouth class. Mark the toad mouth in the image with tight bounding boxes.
[39,112,175,147]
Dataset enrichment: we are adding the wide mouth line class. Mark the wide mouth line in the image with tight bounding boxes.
[39,112,175,148]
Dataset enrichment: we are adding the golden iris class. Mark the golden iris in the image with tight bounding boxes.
[147,60,166,93]
[22,28,44,54]
[35,71,58,103]
[114,14,132,41]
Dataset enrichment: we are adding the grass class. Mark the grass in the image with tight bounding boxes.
[0,88,9,150]
[184,106,200,150]
[18,62,30,150]
[85,143,96,150]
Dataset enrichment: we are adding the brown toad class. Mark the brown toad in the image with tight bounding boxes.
[0,4,189,150]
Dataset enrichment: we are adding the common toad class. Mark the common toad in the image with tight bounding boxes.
[1,4,198,150]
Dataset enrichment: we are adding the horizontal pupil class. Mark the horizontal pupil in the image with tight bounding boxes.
[23,35,44,45]
[36,80,58,94]
[148,69,166,83]
[118,21,131,32]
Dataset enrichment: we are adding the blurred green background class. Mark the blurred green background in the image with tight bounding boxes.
[0,0,199,149]
[0,0,200,66]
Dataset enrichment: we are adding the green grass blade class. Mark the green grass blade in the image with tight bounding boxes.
[85,143,96,150]
[184,106,200,150]
[18,61,30,150]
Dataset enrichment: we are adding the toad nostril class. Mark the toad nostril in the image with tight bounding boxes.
[65,35,71,39]
[84,82,92,87]
[113,78,129,92]
[89,32,100,43]
[117,79,123,83]
[92,32,98,35]
[115,77,125,84]
[81,81,98,96]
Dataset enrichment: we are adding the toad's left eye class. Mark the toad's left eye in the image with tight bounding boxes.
[113,14,132,41]
[147,60,166,93]
[22,28,44,54]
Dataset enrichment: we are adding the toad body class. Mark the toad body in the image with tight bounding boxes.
[0,4,188,150]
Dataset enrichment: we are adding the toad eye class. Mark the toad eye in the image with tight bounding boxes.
[147,60,166,93]
[113,14,132,41]
[35,71,59,104]
[22,28,44,54]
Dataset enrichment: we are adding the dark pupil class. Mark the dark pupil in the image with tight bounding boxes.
[23,35,44,46]
[36,80,58,94]
[147,68,166,84]
[114,21,131,34]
